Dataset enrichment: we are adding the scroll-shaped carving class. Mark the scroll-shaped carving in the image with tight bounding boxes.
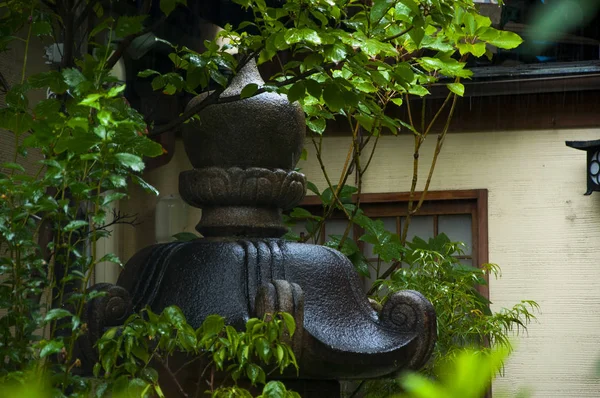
[179,167,306,210]
[255,280,305,360]
[75,283,133,372]
[379,290,437,370]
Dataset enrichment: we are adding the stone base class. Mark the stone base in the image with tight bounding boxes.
[197,206,286,237]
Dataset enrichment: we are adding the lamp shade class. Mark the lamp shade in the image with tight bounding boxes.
[565,139,600,195]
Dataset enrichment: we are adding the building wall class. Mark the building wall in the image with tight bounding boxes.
[299,129,600,397]
[117,128,600,397]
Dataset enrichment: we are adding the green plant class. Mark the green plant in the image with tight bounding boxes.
[1,32,164,398]
[379,234,539,375]
[397,347,531,398]
[94,307,299,398]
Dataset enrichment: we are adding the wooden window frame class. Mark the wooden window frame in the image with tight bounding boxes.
[299,189,490,298]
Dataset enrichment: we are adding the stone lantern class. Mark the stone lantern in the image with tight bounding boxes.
[79,4,437,396]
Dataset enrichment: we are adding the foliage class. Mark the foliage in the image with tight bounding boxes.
[1,21,163,398]
[396,347,530,398]
[379,233,539,375]
[94,307,298,398]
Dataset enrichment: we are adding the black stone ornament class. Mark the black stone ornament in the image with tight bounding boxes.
[80,56,437,397]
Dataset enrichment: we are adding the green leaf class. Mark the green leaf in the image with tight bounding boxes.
[408,85,430,97]
[306,118,326,134]
[44,308,72,322]
[447,82,465,96]
[201,314,225,337]
[114,153,145,171]
[281,312,296,337]
[355,114,375,131]
[115,15,147,37]
[321,184,358,206]
[160,0,187,16]
[323,84,345,111]
[29,71,68,93]
[67,117,89,132]
[98,253,121,265]
[370,0,395,24]
[463,13,476,36]
[107,84,126,97]
[255,337,271,363]
[261,381,288,398]
[132,175,159,195]
[62,68,86,88]
[478,29,523,50]
[93,363,103,379]
[324,43,347,63]
[287,82,305,103]
[89,17,114,38]
[284,28,321,45]
[457,42,487,57]
[64,220,89,232]
[138,69,160,78]
[127,378,148,396]
[80,93,103,109]
[246,363,266,385]
[398,0,420,15]
[306,181,320,196]
[409,26,425,48]
[172,232,198,242]
[102,192,127,206]
[40,340,64,358]
[391,98,403,107]
[304,79,322,99]
[163,306,186,327]
[240,83,259,99]
[349,252,370,277]
[140,368,158,383]
[1,162,26,173]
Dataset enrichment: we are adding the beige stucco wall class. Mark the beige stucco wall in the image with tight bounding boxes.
[117,127,600,397]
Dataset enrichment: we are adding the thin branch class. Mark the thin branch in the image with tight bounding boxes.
[156,353,189,398]
[376,92,459,283]
[337,127,363,249]
[422,90,453,138]
[0,71,10,93]
[73,0,100,30]
[405,93,415,131]
[383,26,414,43]
[360,133,380,176]
[413,93,459,211]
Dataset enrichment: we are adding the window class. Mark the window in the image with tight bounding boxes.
[293,189,490,298]
[473,1,600,75]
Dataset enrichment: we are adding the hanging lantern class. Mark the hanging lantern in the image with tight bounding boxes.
[565,139,600,195]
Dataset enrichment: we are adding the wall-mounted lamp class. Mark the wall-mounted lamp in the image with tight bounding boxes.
[565,139,600,195]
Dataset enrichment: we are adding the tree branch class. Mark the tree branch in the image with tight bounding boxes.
[156,353,189,398]
[73,0,100,30]
[383,26,414,43]
[0,70,10,94]
[375,92,459,284]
